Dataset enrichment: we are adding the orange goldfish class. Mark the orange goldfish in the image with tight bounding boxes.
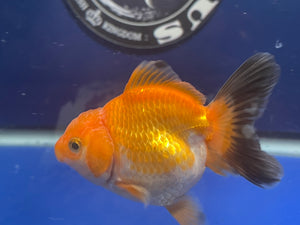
[55,53,283,225]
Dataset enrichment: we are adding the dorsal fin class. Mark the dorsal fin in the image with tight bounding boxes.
[124,60,206,104]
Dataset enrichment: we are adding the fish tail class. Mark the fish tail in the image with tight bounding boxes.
[205,53,283,187]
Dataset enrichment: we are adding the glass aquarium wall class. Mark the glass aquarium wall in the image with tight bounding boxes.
[0,1,299,225]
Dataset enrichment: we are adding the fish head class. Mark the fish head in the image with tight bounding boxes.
[55,108,114,184]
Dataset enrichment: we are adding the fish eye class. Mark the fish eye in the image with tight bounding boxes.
[68,138,82,153]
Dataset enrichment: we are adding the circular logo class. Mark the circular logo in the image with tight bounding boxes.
[64,0,221,49]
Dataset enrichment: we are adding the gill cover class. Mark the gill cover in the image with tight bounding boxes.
[86,125,114,178]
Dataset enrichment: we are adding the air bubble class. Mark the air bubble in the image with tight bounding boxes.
[275,40,283,49]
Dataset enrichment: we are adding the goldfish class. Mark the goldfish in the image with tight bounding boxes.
[55,53,283,225]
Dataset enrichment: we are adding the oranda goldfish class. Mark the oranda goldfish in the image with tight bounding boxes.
[55,53,283,225]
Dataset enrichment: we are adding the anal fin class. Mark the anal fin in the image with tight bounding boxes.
[165,195,205,225]
[116,182,150,205]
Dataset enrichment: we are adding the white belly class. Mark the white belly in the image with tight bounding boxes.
[110,133,207,206]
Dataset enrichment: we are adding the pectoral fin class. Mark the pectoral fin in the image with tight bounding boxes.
[116,182,150,205]
[165,195,205,225]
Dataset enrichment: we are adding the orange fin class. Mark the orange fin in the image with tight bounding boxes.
[86,126,114,178]
[206,53,283,187]
[116,182,150,205]
[125,60,206,104]
[165,195,205,225]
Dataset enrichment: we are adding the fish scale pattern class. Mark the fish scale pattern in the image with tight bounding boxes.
[103,86,208,175]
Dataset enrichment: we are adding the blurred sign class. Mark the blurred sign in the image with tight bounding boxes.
[64,0,221,49]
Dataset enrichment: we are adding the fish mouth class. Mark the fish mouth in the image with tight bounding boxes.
[54,139,65,162]
[55,150,64,162]
[54,148,64,162]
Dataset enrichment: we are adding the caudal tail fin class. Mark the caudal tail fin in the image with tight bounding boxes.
[206,53,283,187]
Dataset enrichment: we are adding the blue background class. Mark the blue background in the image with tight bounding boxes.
[0,146,299,225]
[0,0,299,133]
[1,1,300,225]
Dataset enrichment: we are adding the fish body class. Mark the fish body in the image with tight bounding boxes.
[55,53,283,225]
[103,81,208,205]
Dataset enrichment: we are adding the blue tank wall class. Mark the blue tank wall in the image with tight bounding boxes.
[1,2,299,225]
[0,146,299,225]
[0,0,299,133]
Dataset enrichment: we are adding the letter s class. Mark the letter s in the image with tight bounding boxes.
[153,20,184,45]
